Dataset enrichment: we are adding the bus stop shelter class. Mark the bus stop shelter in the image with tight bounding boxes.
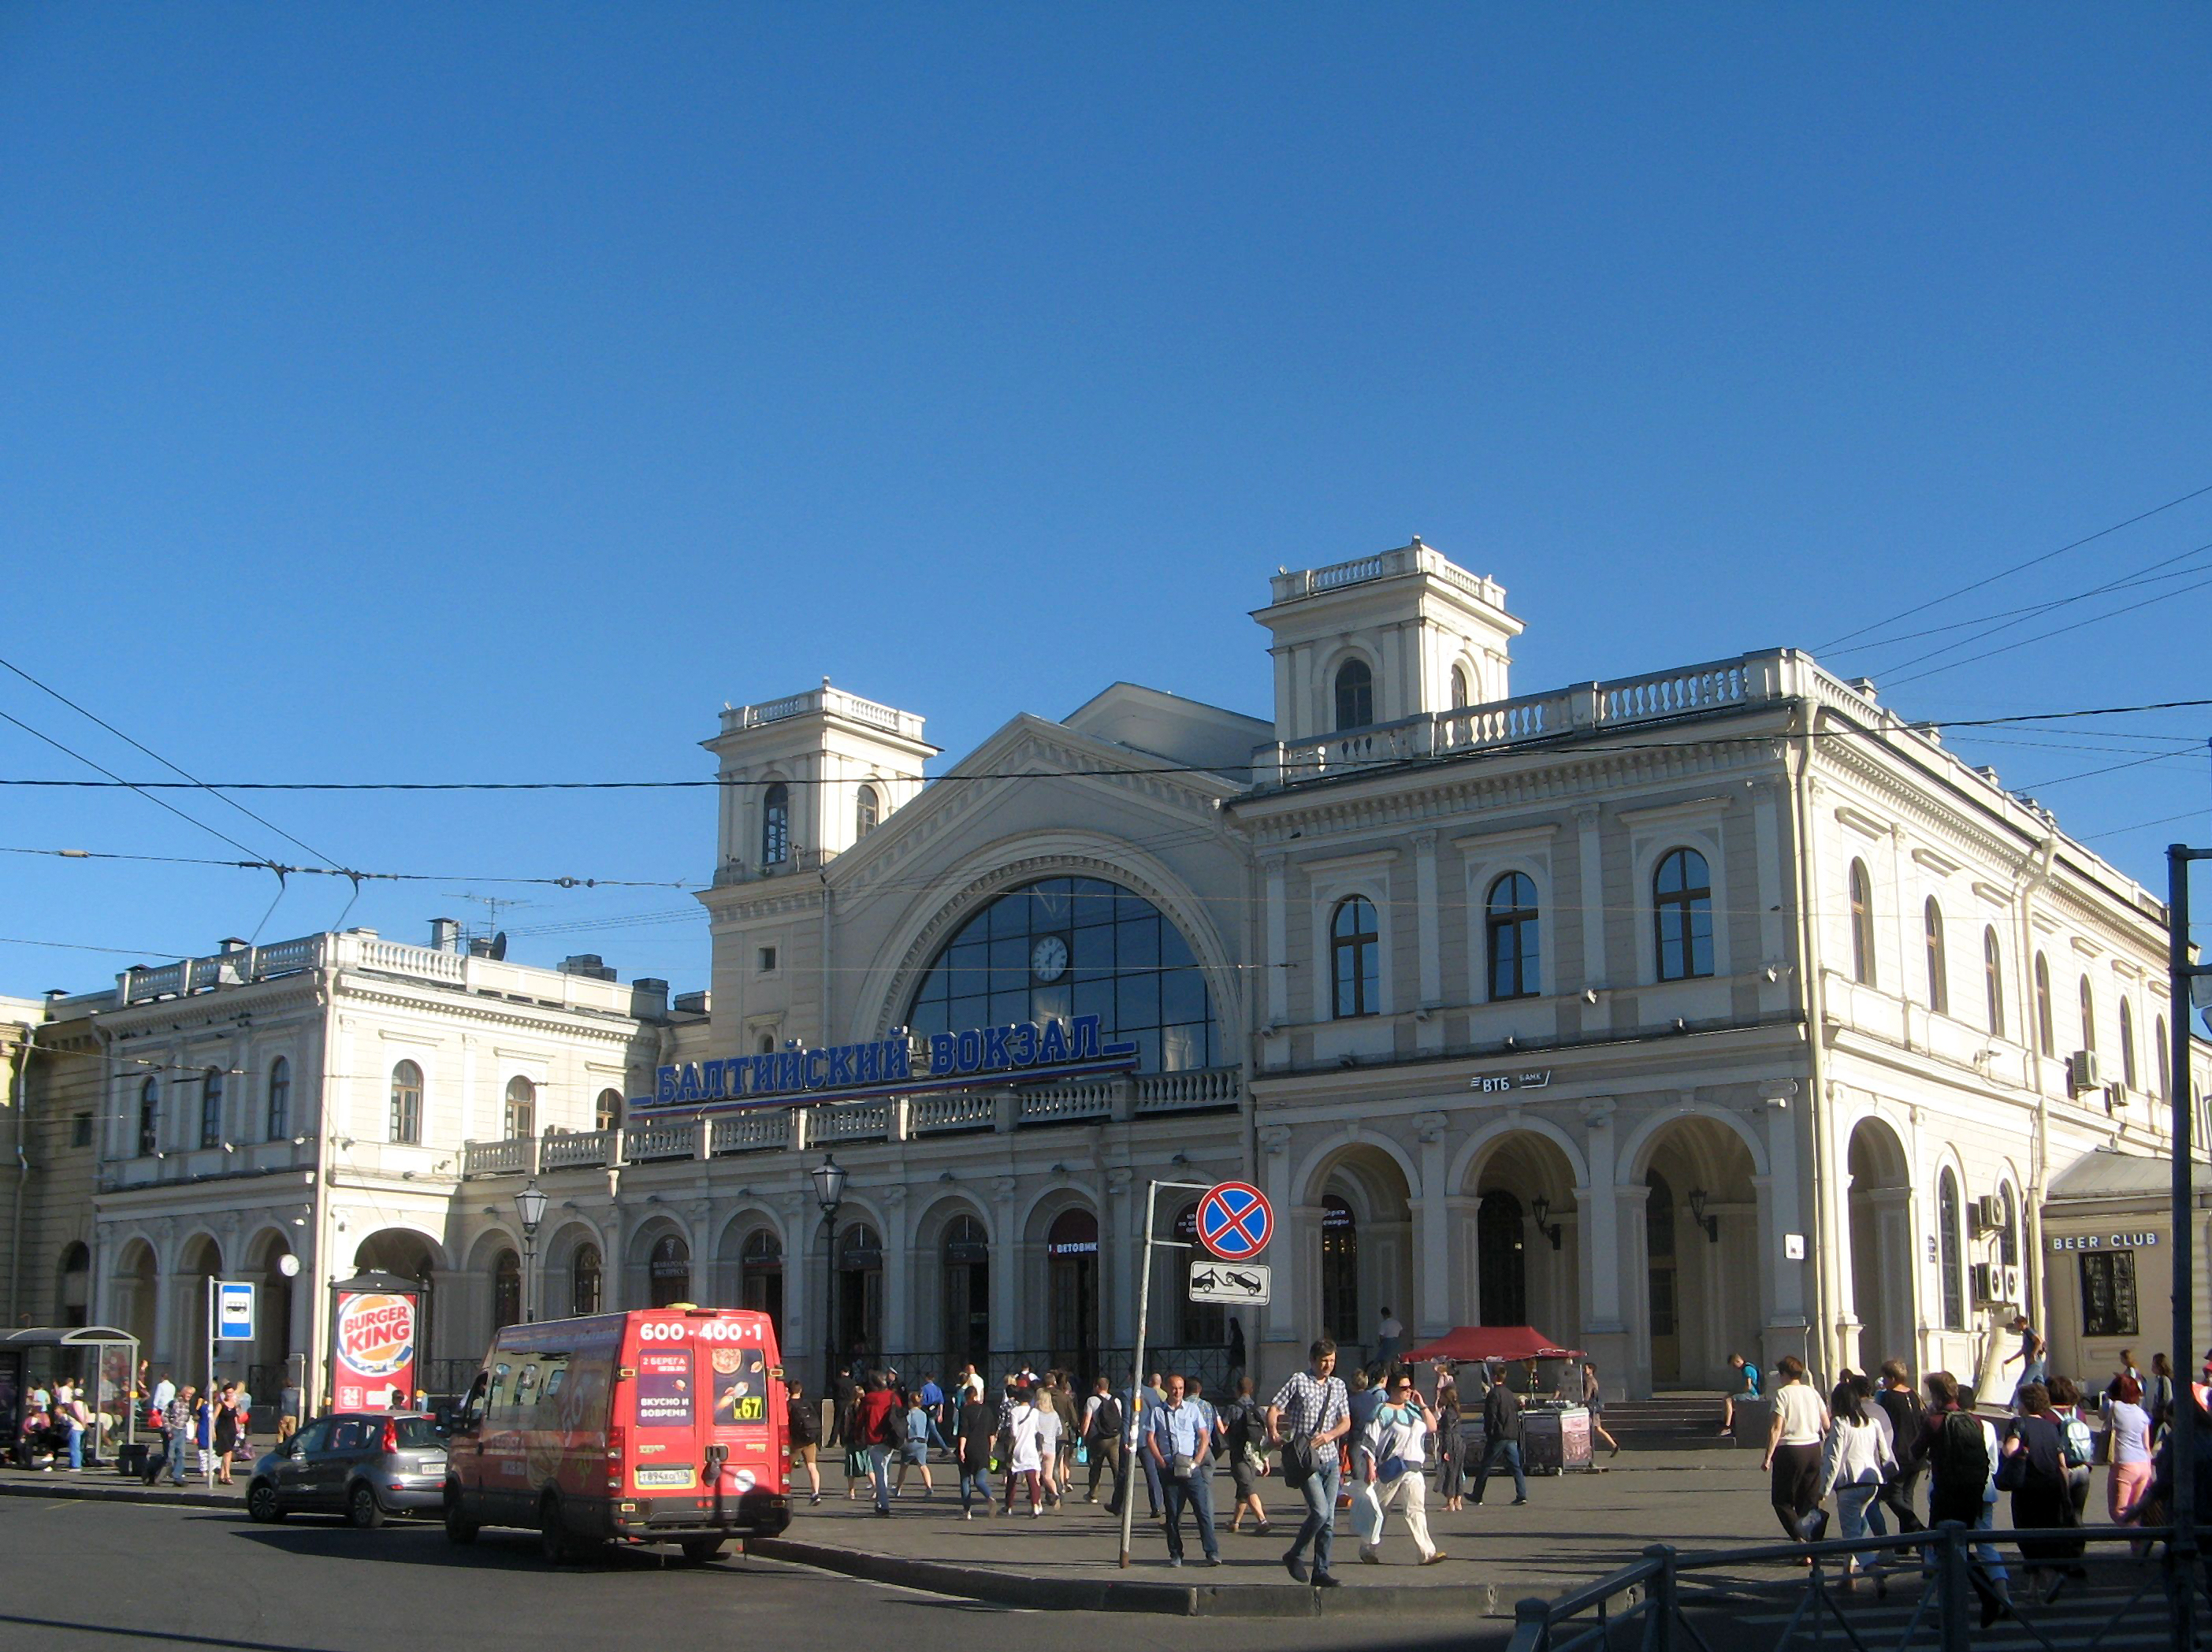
[1,1326,141,1461]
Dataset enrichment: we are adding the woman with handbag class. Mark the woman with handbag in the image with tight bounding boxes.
[1222,1377,1272,1535]
[211,1384,241,1486]
[1999,1382,2083,1594]
[1433,1372,1466,1513]
[1817,1374,1897,1594]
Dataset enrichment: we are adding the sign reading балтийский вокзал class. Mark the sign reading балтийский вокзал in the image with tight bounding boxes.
[645,1013,1138,1116]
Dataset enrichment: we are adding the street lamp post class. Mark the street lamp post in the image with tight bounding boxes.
[809,1153,847,1393]
[514,1180,548,1325]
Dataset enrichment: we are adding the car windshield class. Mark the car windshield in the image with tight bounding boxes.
[389,1416,442,1449]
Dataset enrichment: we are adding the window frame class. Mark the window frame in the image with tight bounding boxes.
[2035,953,2054,1056]
[138,1078,159,1158]
[1848,859,1876,987]
[2080,976,2098,1055]
[1448,664,1471,709]
[761,781,790,867]
[1484,871,1541,1001]
[572,1245,602,1316]
[504,1075,537,1139]
[855,784,879,839]
[266,1056,292,1142]
[594,1088,623,1132]
[1983,927,2006,1038]
[1936,1168,1965,1331]
[1652,847,1716,982]
[1329,895,1381,1019]
[2120,998,2138,1090]
[1924,897,1947,1013]
[199,1067,225,1149]
[1333,657,1374,731]
[389,1060,423,1145]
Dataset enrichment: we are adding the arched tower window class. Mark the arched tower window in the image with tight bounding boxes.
[855,784,879,839]
[1983,928,2006,1038]
[1924,898,1948,1012]
[504,1076,536,1138]
[1848,860,1876,987]
[1448,664,1471,709]
[1485,872,1540,1000]
[1333,658,1374,730]
[1654,848,1713,981]
[2080,977,2098,1054]
[1937,1170,1965,1330]
[761,781,790,866]
[1331,896,1380,1018]
[137,1078,159,1157]
[595,1089,623,1132]
[266,1056,292,1141]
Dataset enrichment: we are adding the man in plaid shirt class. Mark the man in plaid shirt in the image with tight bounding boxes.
[1266,1338,1352,1587]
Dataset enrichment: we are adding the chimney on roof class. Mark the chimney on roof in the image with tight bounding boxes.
[429,917,461,953]
[220,937,250,954]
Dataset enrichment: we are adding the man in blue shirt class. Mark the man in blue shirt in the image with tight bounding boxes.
[920,1374,948,1448]
[1719,1353,1763,1438]
[1146,1374,1222,1567]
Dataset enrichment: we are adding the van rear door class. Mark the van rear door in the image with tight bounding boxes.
[628,1338,704,1496]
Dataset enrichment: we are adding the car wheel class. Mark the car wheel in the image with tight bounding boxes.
[348,1483,385,1530]
[246,1480,286,1524]
[678,1536,727,1565]
[443,1488,478,1545]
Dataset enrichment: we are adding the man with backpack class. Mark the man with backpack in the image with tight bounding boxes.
[853,1371,902,1516]
[1920,1371,2010,1627]
[1083,1375,1125,1507]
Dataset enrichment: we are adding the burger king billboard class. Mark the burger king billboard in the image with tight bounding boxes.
[332,1284,419,1410]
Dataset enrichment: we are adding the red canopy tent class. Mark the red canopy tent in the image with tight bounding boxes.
[1399,1326,1583,1364]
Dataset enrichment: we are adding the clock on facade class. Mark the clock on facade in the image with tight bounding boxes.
[1030,934,1069,982]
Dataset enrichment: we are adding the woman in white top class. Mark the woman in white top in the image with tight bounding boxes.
[2103,1375,2154,1524]
[1762,1355,1831,1546]
[1820,1374,1898,1591]
[1032,1391,1064,1509]
[1002,1388,1047,1516]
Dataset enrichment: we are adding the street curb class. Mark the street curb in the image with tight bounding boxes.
[746,1535,1500,1617]
[0,1476,241,1511]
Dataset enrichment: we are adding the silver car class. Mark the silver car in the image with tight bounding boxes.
[247,1412,448,1528]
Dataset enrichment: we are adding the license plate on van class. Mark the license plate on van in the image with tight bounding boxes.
[635,1467,696,1490]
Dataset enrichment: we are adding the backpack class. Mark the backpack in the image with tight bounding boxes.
[1931,1409,1990,1494]
[879,1401,907,1447]
[1090,1394,1122,1442]
[2060,1412,2095,1468]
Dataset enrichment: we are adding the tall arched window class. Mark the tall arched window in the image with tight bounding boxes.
[2120,1000,2138,1090]
[199,1068,225,1149]
[1999,1182,2019,1268]
[942,1215,990,1366]
[1318,1196,1359,1346]
[137,1078,159,1157]
[1937,1170,1965,1330]
[2158,1018,2172,1104]
[1477,1190,1526,1325]
[1333,658,1374,730]
[388,1060,423,1145]
[491,1250,522,1332]
[1848,860,1876,986]
[1330,896,1380,1018]
[266,1057,291,1141]
[1448,664,1471,709]
[504,1076,536,1138]
[2079,977,2098,1054]
[572,1245,602,1316]
[1485,872,1541,1000]
[741,1228,783,1332]
[2034,954,2054,1056]
[649,1233,691,1309]
[594,1088,623,1132]
[855,784,879,839]
[761,781,790,866]
[1654,848,1714,982]
[1924,898,1948,1012]
[1983,928,2006,1037]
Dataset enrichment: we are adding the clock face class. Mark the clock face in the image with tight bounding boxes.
[1031,934,1069,983]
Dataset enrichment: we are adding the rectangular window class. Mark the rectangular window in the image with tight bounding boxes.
[2080,1251,2138,1338]
[757,946,777,974]
[71,1112,92,1147]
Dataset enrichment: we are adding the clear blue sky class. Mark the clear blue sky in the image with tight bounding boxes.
[3,4,2207,993]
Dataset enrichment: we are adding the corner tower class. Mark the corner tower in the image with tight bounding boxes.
[1252,537,1524,741]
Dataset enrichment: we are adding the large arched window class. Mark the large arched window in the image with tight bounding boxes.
[905,875,1221,1072]
[1330,896,1380,1018]
[594,1088,623,1132]
[649,1233,691,1309]
[2120,1000,2138,1090]
[1983,927,2006,1038]
[1448,664,1471,709]
[835,1223,883,1357]
[1477,1190,1526,1325]
[266,1057,291,1142]
[741,1227,783,1333]
[1924,898,1948,1013]
[1654,848,1713,982]
[572,1245,602,1316]
[2034,954,2055,1056]
[1998,1182,2019,1268]
[2158,1018,2172,1104]
[2080,977,2098,1056]
[1485,872,1541,1000]
[855,784,879,839]
[504,1076,536,1138]
[491,1250,522,1333]
[199,1068,225,1149]
[1937,1170,1965,1330]
[942,1214,990,1367]
[1333,658,1374,730]
[389,1060,422,1145]
[1848,860,1876,987]
[761,781,790,866]
[137,1078,159,1157]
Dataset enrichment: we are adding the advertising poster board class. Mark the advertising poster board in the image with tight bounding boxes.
[329,1276,420,1411]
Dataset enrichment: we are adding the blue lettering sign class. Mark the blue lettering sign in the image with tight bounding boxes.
[657,1067,678,1104]
[1038,1019,1069,1064]
[677,1063,704,1104]
[1073,1015,1102,1060]
[703,1060,727,1100]
[827,1044,856,1086]
[805,1049,828,1089]
[1009,1022,1036,1064]
[884,1035,913,1081]
[981,1025,1011,1069]
[749,1053,775,1095]
[955,1028,983,1074]
[776,1050,803,1091]
[928,1032,956,1076]
[855,1041,882,1084]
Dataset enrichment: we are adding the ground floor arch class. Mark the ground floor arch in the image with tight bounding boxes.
[1297,1142,1415,1370]
[1846,1114,1916,1375]
[1467,1130,1582,1344]
[1630,1116,1760,1392]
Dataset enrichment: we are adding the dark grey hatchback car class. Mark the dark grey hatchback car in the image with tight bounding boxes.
[247,1413,448,1528]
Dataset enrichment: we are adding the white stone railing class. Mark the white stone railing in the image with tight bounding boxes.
[723,685,924,742]
[709,1110,790,1154]
[911,1092,995,1133]
[1269,543,1510,609]
[463,1137,533,1178]
[812,1101,890,1143]
[541,1128,617,1170]
[623,1119,697,1161]
[1136,1067,1240,1112]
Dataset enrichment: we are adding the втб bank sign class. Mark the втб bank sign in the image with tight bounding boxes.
[645,1014,1138,1117]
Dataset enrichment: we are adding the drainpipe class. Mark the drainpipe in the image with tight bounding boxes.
[2014,834,2059,1367]
[7,1016,35,1331]
[1786,715,1834,1383]
[305,973,335,1415]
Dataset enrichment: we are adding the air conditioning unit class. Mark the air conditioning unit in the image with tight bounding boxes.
[2068,1050,2101,1095]
[1971,1194,2005,1234]
[2002,1265,2023,1306]
[1970,1262,2004,1305]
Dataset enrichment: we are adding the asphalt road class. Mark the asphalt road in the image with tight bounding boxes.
[0,1499,1514,1652]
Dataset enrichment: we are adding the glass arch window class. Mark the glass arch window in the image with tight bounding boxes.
[2120,999,2137,1089]
[1333,658,1374,730]
[855,785,879,838]
[573,1245,602,1316]
[1448,664,1471,708]
[905,876,1221,1072]
[1924,898,1948,1012]
[2035,954,2054,1056]
[2158,1018,2171,1103]
[504,1076,536,1138]
[1999,1182,2019,1268]
[2080,977,2098,1053]
[266,1057,291,1142]
[1848,860,1876,987]
[1485,872,1540,1000]
[199,1068,225,1149]
[492,1251,521,1333]
[595,1088,623,1131]
[761,782,790,866]
[1654,848,1713,982]
[138,1078,159,1157]
[1937,1170,1965,1330]
[1983,927,2006,1038]
[389,1060,423,1145]
[1331,896,1380,1019]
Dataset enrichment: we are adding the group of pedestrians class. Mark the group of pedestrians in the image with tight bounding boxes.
[1754,1342,2199,1624]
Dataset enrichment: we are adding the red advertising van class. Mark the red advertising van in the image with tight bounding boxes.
[443,1305,790,1563]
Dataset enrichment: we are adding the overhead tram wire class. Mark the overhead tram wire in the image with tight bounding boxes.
[0,845,691,889]
[0,706,266,859]
[1816,477,2212,653]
